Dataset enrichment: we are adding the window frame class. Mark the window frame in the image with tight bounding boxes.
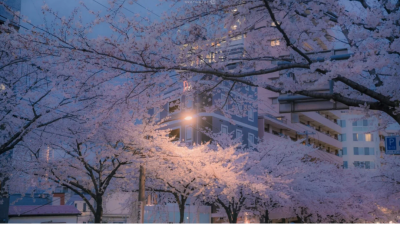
[248,107,254,122]
[221,125,228,134]
[248,133,255,146]
[236,129,243,141]
[185,125,193,143]
[168,98,181,115]
[169,126,181,142]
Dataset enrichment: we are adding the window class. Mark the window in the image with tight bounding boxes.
[343,161,348,169]
[168,99,180,114]
[339,134,347,142]
[83,203,87,212]
[185,96,193,109]
[221,125,228,134]
[354,147,359,155]
[248,133,255,146]
[365,161,371,169]
[271,21,280,27]
[271,97,278,104]
[353,119,372,127]
[236,129,242,141]
[364,147,370,155]
[338,120,346,127]
[353,133,365,141]
[185,126,193,142]
[75,203,77,208]
[154,107,160,121]
[365,133,372,142]
[271,39,280,46]
[169,128,180,142]
[248,108,254,122]
[353,161,360,168]
[342,147,347,155]
[221,94,229,111]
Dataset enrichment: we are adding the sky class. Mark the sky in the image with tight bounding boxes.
[19,0,175,36]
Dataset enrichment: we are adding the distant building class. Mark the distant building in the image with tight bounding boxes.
[8,205,81,223]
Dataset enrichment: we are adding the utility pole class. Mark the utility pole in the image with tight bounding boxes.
[137,165,146,223]
[297,131,316,146]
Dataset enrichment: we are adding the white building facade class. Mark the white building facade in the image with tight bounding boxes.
[338,111,380,169]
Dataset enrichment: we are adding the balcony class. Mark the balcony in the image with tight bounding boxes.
[300,111,342,133]
[297,123,342,149]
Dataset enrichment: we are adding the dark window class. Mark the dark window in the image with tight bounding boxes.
[83,203,87,212]
[365,161,371,169]
[342,147,347,155]
[168,99,180,114]
[169,128,180,142]
[364,147,369,155]
[354,147,359,155]
[75,203,77,208]
[363,120,368,126]
[343,161,348,169]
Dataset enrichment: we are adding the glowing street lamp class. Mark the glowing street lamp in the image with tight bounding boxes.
[184,115,193,121]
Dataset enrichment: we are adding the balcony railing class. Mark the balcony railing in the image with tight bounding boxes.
[266,114,287,124]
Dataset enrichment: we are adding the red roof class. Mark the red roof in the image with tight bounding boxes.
[9,205,81,217]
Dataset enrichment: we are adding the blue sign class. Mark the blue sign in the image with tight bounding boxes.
[385,136,400,155]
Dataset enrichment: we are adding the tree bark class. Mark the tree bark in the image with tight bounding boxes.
[260,209,270,223]
[178,196,187,223]
[231,211,238,223]
[94,196,103,223]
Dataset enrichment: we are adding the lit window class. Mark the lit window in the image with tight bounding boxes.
[365,133,372,142]
[221,125,228,134]
[271,21,280,27]
[271,39,280,46]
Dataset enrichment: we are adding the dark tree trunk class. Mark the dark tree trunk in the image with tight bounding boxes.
[260,209,270,223]
[231,211,238,223]
[176,195,187,223]
[94,197,103,223]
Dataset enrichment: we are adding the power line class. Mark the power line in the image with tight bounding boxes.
[132,1,160,18]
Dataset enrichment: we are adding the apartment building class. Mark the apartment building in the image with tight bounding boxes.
[256,50,347,159]
[156,34,258,148]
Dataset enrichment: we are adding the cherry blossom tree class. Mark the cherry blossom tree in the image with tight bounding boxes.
[144,141,244,223]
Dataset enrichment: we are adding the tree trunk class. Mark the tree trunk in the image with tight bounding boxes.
[260,209,270,223]
[231,211,238,223]
[94,197,103,223]
[178,195,187,223]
